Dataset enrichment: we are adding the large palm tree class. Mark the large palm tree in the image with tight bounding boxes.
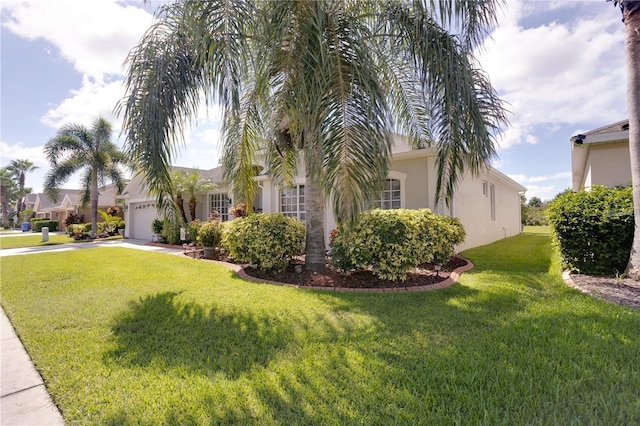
[120,0,506,271]
[610,0,640,278]
[6,159,38,216]
[44,117,128,238]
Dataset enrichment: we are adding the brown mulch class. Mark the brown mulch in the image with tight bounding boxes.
[243,256,469,289]
[567,273,640,310]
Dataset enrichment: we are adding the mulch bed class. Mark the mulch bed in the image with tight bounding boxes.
[567,273,640,310]
[243,256,469,289]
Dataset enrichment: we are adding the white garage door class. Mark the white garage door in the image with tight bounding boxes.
[130,202,160,241]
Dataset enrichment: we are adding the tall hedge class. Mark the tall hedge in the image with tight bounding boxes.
[546,186,633,276]
[330,209,465,281]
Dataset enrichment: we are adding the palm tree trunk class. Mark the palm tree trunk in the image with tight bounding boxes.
[90,172,99,238]
[176,194,188,223]
[304,171,327,272]
[625,5,640,278]
[189,197,197,222]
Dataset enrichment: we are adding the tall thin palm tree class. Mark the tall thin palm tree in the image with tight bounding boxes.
[6,159,38,216]
[120,0,506,271]
[610,0,640,278]
[44,117,128,238]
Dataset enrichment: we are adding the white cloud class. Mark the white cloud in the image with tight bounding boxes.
[2,0,154,79]
[0,140,48,168]
[41,77,126,131]
[508,171,571,185]
[479,2,627,150]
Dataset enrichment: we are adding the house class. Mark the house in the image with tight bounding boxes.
[122,136,526,252]
[571,119,630,191]
[31,183,124,231]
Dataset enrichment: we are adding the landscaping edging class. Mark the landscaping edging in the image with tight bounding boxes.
[198,256,474,293]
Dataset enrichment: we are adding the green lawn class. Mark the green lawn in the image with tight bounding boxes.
[1,229,638,424]
[0,234,123,249]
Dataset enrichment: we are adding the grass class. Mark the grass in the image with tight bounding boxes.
[1,228,639,424]
[0,234,123,249]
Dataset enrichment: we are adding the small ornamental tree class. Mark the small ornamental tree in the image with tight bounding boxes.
[330,209,465,281]
[547,186,634,275]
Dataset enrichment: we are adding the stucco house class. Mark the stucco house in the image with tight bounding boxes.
[31,183,124,231]
[570,119,631,191]
[122,136,526,252]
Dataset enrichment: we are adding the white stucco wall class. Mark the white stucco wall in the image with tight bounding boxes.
[586,141,631,189]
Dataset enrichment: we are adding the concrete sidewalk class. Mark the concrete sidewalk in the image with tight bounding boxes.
[0,239,185,424]
[1,309,64,425]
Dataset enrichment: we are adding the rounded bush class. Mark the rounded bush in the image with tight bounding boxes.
[223,213,305,272]
[546,186,633,275]
[197,220,223,247]
[330,209,465,281]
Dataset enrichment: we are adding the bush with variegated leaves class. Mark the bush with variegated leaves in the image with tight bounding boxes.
[330,209,465,281]
[223,213,305,272]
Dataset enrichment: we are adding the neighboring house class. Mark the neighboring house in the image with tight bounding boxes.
[571,119,631,191]
[31,183,124,231]
[123,136,526,252]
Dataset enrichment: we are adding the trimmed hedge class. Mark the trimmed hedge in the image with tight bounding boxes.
[223,213,305,272]
[330,209,466,281]
[546,186,633,275]
[32,220,59,232]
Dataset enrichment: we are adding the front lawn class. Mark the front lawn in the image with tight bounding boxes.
[0,234,123,249]
[1,229,638,424]
[0,234,73,249]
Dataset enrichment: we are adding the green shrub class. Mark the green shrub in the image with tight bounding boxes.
[117,220,126,230]
[223,213,305,272]
[197,220,223,247]
[546,186,633,275]
[161,218,182,245]
[30,217,48,230]
[68,224,87,238]
[32,220,59,232]
[187,220,203,243]
[330,209,465,281]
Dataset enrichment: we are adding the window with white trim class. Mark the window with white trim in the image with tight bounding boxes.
[281,185,305,221]
[482,180,488,197]
[209,193,229,221]
[370,178,401,210]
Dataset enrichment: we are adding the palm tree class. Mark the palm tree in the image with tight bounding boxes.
[119,0,506,271]
[0,168,18,227]
[170,170,189,224]
[183,170,216,222]
[6,159,38,216]
[44,117,128,238]
[610,0,640,278]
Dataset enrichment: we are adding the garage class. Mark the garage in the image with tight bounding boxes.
[128,201,160,241]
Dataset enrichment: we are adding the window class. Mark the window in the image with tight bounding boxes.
[490,184,496,221]
[370,179,401,210]
[281,185,305,221]
[209,193,229,221]
[482,180,488,197]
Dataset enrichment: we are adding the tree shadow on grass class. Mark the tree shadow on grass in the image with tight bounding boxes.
[104,291,290,379]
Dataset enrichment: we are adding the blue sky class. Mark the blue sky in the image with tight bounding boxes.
[0,0,629,201]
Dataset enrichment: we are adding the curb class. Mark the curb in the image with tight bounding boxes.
[194,255,474,293]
